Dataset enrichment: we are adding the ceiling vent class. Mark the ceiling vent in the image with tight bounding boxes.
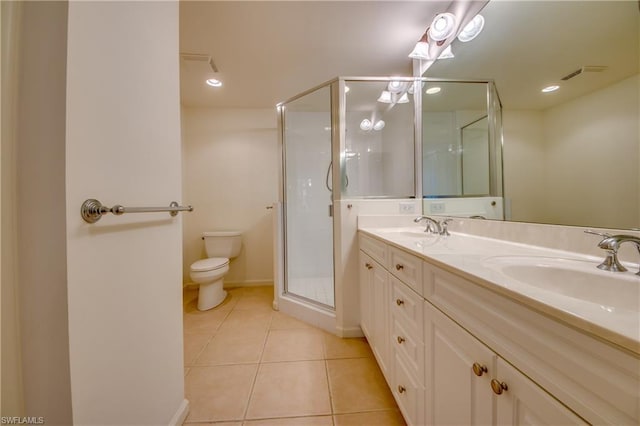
[561,66,608,81]
[180,53,219,73]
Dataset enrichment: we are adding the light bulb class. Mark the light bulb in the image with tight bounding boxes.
[429,13,456,42]
[458,14,485,42]
[373,120,386,131]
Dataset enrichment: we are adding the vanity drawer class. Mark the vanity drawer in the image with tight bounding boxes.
[359,234,387,267]
[393,350,425,426]
[392,316,425,384]
[388,246,423,295]
[391,276,424,334]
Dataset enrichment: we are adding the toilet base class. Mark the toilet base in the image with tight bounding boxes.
[198,278,227,311]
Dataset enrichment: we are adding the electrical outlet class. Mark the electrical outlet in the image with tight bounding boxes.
[430,202,445,213]
[399,202,415,214]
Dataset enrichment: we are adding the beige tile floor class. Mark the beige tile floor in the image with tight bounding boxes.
[183,286,406,426]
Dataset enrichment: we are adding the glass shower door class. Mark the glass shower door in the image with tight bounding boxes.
[282,85,335,308]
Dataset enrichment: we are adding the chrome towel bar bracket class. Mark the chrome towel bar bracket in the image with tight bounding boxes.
[81,199,193,223]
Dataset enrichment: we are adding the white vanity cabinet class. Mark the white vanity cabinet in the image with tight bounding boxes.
[425,301,585,425]
[359,250,391,379]
[358,230,640,426]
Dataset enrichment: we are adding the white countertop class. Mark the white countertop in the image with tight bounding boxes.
[359,226,640,356]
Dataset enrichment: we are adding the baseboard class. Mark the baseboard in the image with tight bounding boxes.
[183,280,274,289]
[168,399,189,426]
[336,325,365,338]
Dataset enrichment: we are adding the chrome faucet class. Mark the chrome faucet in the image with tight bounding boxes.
[414,216,452,236]
[586,230,640,275]
[414,216,441,234]
[598,234,640,275]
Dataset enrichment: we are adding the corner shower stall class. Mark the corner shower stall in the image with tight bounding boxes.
[275,77,502,333]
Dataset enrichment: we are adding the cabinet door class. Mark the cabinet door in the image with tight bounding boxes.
[495,358,587,426]
[372,260,390,377]
[425,302,495,426]
[359,251,374,339]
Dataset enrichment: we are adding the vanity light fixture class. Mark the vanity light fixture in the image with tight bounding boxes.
[407,81,425,95]
[397,93,410,104]
[409,32,454,60]
[377,90,392,104]
[542,85,560,93]
[426,86,442,95]
[360,118,373,131]
[206,78,222,87]
[457,14,485,42]
[408,32,430,59]
[429,13,457,42]
[373,120,386,131]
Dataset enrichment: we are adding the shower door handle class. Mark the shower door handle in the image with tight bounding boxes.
[328,204,334,217]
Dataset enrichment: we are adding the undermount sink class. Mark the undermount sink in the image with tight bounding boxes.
[484,256,640,312]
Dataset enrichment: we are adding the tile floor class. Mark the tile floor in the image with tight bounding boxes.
[183,285,406,426]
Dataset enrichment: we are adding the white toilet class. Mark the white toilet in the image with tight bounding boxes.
[190,231,242,311]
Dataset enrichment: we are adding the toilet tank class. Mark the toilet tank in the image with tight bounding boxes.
[202,231,242,259]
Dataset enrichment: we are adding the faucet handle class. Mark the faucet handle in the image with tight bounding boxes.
[440,218,452,236]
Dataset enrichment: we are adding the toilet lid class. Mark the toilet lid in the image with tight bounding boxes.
[191,257,229,272]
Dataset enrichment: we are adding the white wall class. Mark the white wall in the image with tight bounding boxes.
[502,110,546,222]
[182,108,278,285]
[65,2,186,424]
[15,1,72,422]
[502,75,639,228]
[542,75,638,228]
[0,0,24,416]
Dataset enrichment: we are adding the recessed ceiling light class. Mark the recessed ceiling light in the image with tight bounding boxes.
[542,85,560,93]
[206,78,222,87]
[426,87,442,95]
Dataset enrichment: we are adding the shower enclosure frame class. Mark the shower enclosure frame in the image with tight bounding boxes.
[275,76,421,334]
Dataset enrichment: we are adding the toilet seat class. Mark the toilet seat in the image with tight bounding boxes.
[191,257,229,272]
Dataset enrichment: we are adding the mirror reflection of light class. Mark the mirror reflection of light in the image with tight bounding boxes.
[600,305,615,313]
[359,118,373,131]
[345,86,350,93]
[426,87,441,95]
[397,93,410,104]
[377,90,392,103]
[206,78,222,87]
[388,80,404,93]
[373,120,386,131]
[542,85,560,93]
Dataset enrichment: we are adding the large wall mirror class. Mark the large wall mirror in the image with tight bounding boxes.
[424,0,639,230]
